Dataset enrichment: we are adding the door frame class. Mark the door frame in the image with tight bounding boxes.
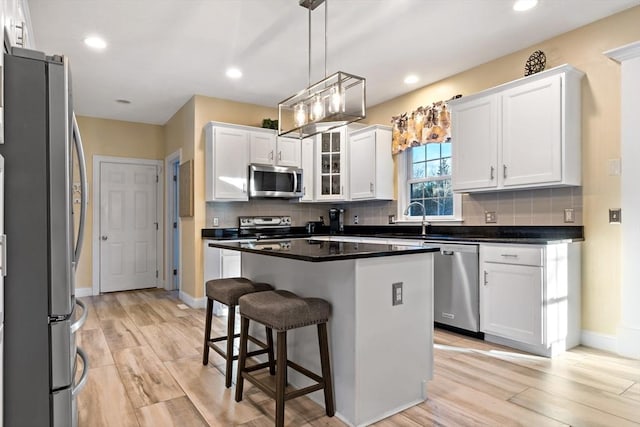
[164,149,182,291]
[92,155,164,296]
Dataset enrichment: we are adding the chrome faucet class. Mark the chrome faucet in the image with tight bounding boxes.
[404,201,430,235]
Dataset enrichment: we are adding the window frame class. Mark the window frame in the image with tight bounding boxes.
[396,145,462,223]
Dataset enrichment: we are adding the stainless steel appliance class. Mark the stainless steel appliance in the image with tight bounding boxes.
[328,208,344,233]
[431,242,481,334]
[1,47,89,427]
[248,164,303,198]
[0,154,5,423]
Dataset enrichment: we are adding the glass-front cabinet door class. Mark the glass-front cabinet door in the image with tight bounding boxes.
[316,129,347,200]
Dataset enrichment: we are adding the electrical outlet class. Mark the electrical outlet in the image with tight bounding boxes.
[564,208,575,223]
[392,282,403,306]
[353,215,359,224]
[485,211,497,223]
[213,217,219,227]
[609,209,621,224]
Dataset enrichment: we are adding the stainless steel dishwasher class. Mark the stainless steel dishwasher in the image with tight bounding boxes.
[429,242,480,334]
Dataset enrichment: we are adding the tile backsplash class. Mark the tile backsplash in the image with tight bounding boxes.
[205,187,583,228]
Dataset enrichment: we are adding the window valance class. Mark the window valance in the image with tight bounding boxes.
[391,95,461,155]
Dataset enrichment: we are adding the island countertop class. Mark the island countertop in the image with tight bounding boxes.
[207,238,439,262]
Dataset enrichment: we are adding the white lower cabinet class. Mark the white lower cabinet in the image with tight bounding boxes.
[480,243,581,357]
[203,241,244,314]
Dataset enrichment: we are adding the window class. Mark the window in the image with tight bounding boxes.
[399,142,460,220]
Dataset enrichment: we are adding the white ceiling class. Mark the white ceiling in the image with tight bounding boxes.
[27,0,640,125]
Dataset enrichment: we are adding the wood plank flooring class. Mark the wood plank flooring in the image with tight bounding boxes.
[77,289,640,426]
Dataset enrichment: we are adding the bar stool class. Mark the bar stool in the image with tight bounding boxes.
[203,277,275,388]
[235,289,334,427]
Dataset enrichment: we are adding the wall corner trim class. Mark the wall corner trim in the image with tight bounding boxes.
[179,290,206,309]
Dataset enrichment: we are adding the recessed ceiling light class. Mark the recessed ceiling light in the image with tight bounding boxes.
[116,99,131,104]
[404,75,419,85]
[513,0,538,12]
[84,35,107,50]
[226,67,242,79]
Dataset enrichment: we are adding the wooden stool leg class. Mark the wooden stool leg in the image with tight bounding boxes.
[275,331,287,427]
[234,316,250,402]
[266,327,276,376]
[225,305,236,388]
[318,323,335,417]
[202,298,213,365]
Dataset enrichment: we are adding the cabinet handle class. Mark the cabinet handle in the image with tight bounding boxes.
[483,270,488,286]
[242,183,247,193]
[278,151,282,161]
[369,182,374,192]
[500,254,518,258]
[503,164,507,179]
[269,150,274,160]
[341,186,344,195]
[490,166,495,180]
[303,186,306,196]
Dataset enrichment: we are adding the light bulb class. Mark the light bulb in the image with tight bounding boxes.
[329,86,343,114]
[294,103,307,127]
[310,95,324,121]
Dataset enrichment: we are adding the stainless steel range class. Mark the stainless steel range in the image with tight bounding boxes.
[238,215,295,239]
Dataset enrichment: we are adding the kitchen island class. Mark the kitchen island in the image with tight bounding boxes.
[207,238,438,427]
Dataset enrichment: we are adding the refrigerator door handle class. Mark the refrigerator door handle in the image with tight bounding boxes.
[72,347,89,397]
[72,113,88,264]
[70,299,88,333]
[0,234,6,277]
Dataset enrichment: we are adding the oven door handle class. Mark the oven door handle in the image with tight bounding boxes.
[70,299,88,333]
[72,347,89,397]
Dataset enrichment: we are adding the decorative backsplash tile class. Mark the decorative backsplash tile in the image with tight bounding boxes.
[204,187,583,228]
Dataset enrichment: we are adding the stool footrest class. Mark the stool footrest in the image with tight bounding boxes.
[209,336,270,360]
[241,368,325,402]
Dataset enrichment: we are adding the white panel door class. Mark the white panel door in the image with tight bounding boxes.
[349,130,375,200]
[249,131,276,165]
[276,137,301,167]
[100,162,158,292]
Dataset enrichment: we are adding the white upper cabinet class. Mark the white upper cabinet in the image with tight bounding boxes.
[3,0,33,48]
[275,137,301,167]
[205,122,250,201]
[249,130,277,166]
[349,125,394,201]
[451,65,584,193]
[249,131,300,167]
[300,137,315,202]
[315,127,348,201]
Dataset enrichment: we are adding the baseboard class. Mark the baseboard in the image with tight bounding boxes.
[75,287,94,298]
[179,290,206,309]
[617,324,640,359]
[580,329,618,353]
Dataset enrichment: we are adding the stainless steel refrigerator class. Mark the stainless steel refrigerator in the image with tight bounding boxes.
[1,47,89,427]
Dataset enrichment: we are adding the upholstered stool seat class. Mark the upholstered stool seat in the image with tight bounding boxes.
[235,289,334,427]
[203,277,275,388]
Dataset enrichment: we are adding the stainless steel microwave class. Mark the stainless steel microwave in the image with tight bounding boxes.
[248,164,303,198]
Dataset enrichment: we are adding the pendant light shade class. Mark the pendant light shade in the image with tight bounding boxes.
[278,0,366,139]
[278,71,365,138]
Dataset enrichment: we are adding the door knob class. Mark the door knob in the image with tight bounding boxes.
[101,235,108,241]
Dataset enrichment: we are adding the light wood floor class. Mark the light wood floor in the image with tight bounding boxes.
[77,289,640,426]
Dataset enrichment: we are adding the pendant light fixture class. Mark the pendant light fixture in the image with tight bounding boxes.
[278,0,366,139]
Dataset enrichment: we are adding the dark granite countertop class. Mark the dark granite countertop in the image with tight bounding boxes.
[202,225,584,245]
[207,239,439,262]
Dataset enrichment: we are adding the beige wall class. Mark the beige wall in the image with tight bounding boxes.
[169,95,279,300]
[366,6,640,335]
[75,116,165,290]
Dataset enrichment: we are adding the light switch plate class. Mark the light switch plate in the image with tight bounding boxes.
[392,282,403,306]
[609,209,621,224]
